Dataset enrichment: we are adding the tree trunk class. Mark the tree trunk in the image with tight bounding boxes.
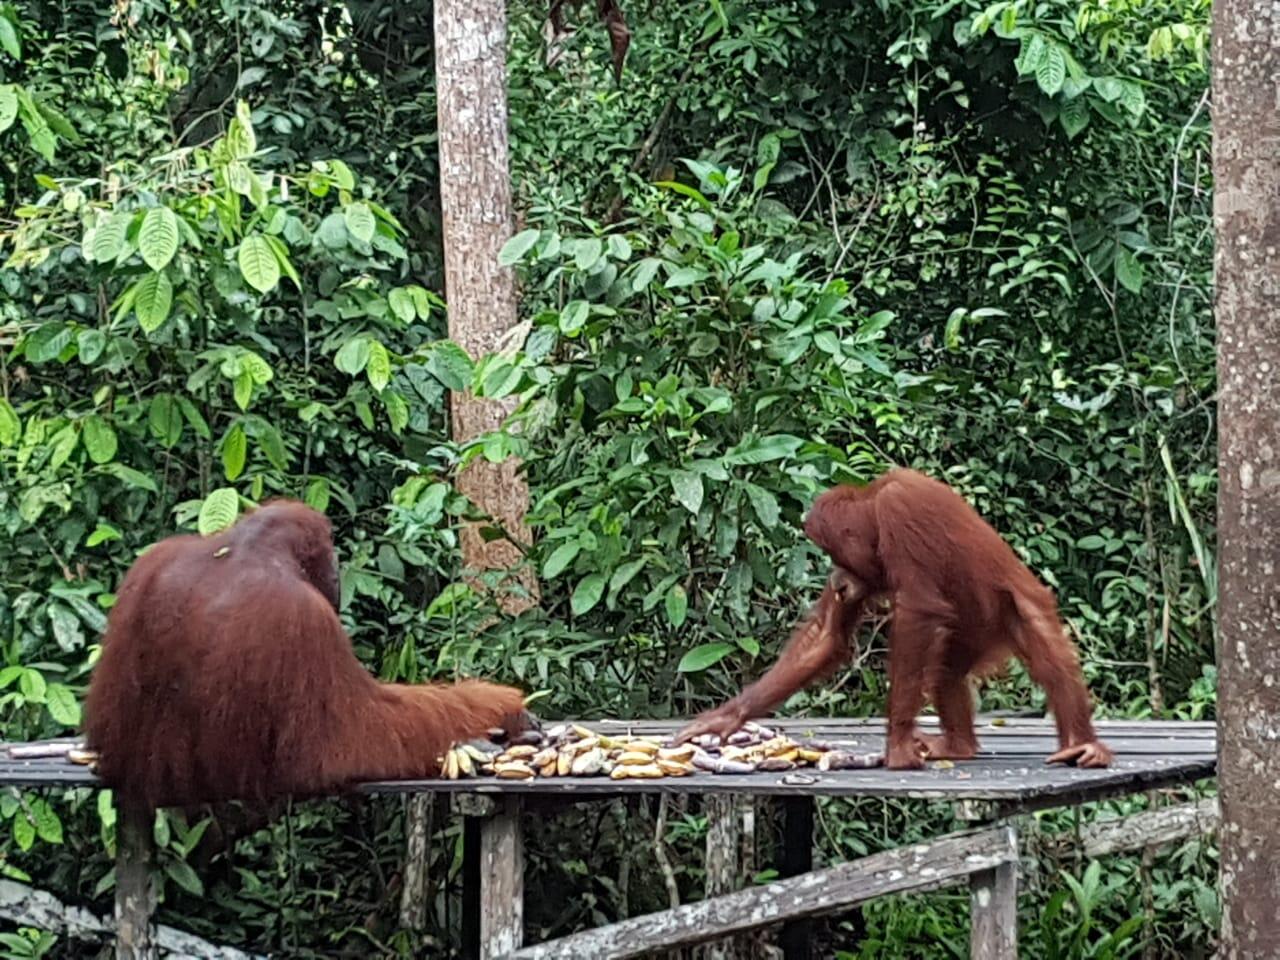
[434,0,538,614]
[1212,3,1280,957]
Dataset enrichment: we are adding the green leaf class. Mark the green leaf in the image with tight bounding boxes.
[1014,34,1046,76]
[0,399,20,446]
[91,212,129,263]
[0,85,16,132]
[96,463,158,493]
[138,207,179,271]
[164,859,204,897]
[31,800,62,845]
[134,271,173,333]
[335,338,371,375]
[388,288,415,323]
[723,434,804,466]
[1060,98,1090,139]
[344,202,376,243]
[198,488,240,535]
[1114,247,1144,294]
[665,584,690,628]
[148,395,183,448]
[238,235,280,293]
[25,323,72,363]
[0,13,20,61]
[48,604,83,652]
[677,641,733,673]
[222,424,246,481]
[665,266,708,288]
[743,483,780,527]
[542,541,581,579]
[366,341,392,392]
[670,470,704,515]
[240,351,273,385]
[233,369,253,410]
[609,557,646,595]
[45,684,80,727]
[1036,45,1066,96]
[1076,535,1107,550]
[82,415,118,464]
[426,341,474,391]
[78,329,106,364]
[12,813,33,853]
[19,669,45,702]
[1093,77,1124,102]
[328,158,355,190]
[304,478,331,512]
[499,228,540,266]
[559,300,590,336]
[574,237,603,272]
[571,573,606,616]
[86,523,122,547]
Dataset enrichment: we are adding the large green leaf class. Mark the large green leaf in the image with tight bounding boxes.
[0,85,16,133]
[1036,45,1066,97]
[366,341,392,392]
[222,424,247,481]
[677,641,732,673]
[134,271,173,333]
[571,573,606,615]
[670,470,704,515]
[138,207,179,271]
[344,202,376,243]
[82,415,117,464]
[238,235,280,293]
[198,488,240,535]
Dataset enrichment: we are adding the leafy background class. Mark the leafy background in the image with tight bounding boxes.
[0,0,1215,956]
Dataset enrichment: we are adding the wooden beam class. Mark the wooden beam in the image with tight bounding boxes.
[114,804,156,960]
[1077,798,1218,859]
[509,826,1018,959]
[480,796,523,958]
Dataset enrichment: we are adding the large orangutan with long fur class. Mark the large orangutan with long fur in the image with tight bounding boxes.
[676,468,1112,770]
[84,500,531,810]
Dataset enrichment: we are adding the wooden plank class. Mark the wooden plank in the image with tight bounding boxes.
[970,857,1018,960]
[778,797,813,960]
[508,826,1018,959]
[480,796,523,958]
[114,804,156,960]
[1075,798,1218,858]
[361,756,1216,806]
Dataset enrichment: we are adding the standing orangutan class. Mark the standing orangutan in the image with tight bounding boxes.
[84,500,532,811]
[676,468,1112,770]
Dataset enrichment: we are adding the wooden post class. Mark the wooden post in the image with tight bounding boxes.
[777,797,813,960]
[969,853,1017,959]
[1212,0,1280,952]
[703,795,750,960]
[398,793,433,932]
[479,796,524,958]
[114,804,156,960]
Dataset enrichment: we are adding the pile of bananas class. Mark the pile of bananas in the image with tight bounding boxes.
[436,722,883,781]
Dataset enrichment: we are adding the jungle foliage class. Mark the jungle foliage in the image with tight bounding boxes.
[0,0,1214,955]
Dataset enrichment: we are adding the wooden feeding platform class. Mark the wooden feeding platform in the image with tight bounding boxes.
[1,717,1217,959]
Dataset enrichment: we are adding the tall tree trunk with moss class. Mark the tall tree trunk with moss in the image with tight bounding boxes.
[1212,2,1280,956]
[434,0,538,615]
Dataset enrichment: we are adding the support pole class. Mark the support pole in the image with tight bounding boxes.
[114,804,156,960]
[479,796,524,958]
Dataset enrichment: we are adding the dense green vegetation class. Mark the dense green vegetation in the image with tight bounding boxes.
[0,0,1214,955]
